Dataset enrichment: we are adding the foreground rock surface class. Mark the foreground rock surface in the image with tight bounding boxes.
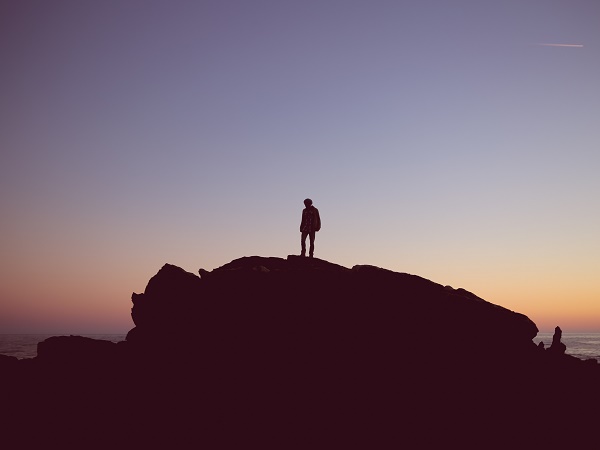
[2,255,599,447]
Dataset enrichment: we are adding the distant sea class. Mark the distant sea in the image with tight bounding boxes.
[1,333,600,361]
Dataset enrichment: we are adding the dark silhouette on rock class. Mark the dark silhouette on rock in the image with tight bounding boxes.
[300,198,321,257]
[2,255,599,447]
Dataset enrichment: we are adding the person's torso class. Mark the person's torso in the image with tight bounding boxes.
[303,207,316,230]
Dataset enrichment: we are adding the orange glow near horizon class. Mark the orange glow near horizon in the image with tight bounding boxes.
[2,248,599,334]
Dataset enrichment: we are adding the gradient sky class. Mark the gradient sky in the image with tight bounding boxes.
[2,0,599,334]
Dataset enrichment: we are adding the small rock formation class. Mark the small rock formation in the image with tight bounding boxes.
[547,326,567,355]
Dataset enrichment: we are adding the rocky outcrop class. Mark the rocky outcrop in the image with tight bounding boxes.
[125,255,540,371]
[2,255,600,448]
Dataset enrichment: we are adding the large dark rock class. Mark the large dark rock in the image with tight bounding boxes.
[126,255,539,372]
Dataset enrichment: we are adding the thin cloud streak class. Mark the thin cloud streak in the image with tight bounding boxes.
[535,43,584,48]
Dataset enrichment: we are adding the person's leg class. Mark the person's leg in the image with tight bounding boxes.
[309,231,315,257]
[301,231,308,256]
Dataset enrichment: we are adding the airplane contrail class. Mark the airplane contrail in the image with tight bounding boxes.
[535,43,584,48]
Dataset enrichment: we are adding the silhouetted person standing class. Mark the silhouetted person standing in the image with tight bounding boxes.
[300,198,321,257]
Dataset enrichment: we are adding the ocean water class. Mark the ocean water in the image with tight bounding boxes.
[1,333,600,361]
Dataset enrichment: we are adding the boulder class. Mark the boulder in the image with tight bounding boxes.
[37,335,117,366]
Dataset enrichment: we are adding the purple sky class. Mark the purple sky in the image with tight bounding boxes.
[1,1,599,333]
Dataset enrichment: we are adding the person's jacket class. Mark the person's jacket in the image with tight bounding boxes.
[300,206,321,233]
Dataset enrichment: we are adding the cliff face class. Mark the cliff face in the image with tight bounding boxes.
[2,255,599,448]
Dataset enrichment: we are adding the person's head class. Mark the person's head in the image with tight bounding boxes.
[304,198,313,207]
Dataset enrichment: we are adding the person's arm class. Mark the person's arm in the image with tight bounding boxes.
[315,209,321,231]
